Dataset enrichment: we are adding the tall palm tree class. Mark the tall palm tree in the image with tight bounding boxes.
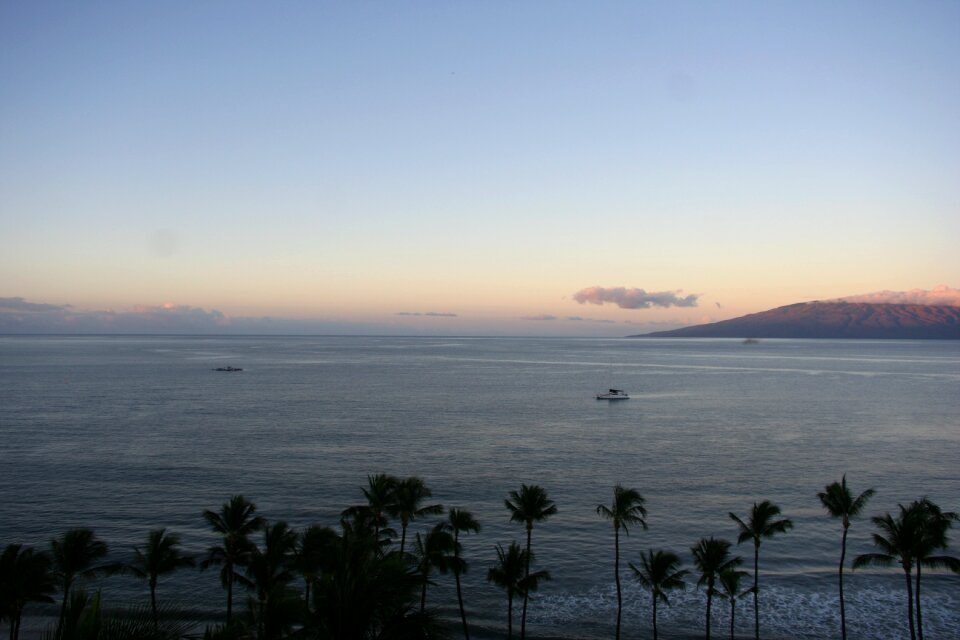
[342,473,399,548]
[729,501,793,640]
[392,477,444,555]
[597,484,647,640]
[245,521,299,640]
[49,528,110,636]
[716,567,751,640]
[487,543,550,640]
[295,525,339,613]
[126,528,195,625]
[692,537,741,640]
[853,506,919,640]
[817,475,875,640]
[0,544,56,640]
[629,549,687,640]
[413,523,457,613]
[201,495,265,623]
[905,498,959,640]
[505,484,557,640]
[448,508,481,640]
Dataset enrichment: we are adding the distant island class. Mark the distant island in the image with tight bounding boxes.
[632,302,960,339]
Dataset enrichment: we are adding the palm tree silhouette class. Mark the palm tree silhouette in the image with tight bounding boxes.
[716,566,751,640]
[414,522,457,613]
[392,477,443,555]
[853,506,919,640]
[505,484,557,640]
[487,542,550,640]
[729,501,793,640]
[905,498,959,640]
[0,544,56,640]
[448,508,481,640]
[201,495,265,623]
[629,549,687,640]
[817,475,875,640]
[295,525,338,613]
[692,537,741,640]
[246,521,299,640]
[348,473,398,548]
[597,484,647,640]
[126,528,194,626]
[49,528,109,636]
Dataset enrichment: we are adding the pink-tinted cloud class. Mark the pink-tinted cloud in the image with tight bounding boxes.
[835,285,960,307]
[573,286,700,309]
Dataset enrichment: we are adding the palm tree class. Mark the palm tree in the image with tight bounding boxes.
[629,549,687,640]
[716,567,751,640]
[0,544,56,640]
[853,506,919,640]
[126,528,195,625]
[729,501,793,640]
[692,537,741,640]
[413,523,457,613]
[295,525,339,613]
[597,484,647,640]
[49,528,110,636]
[340,473,399,550]
[448,508,481,640]
[392,477,443,555]
[245,521,299,640]
[905,498,959,640]
[505,484,557,640]
[817,475,875,640]
[201,495,265,623]
[487,543,550,640]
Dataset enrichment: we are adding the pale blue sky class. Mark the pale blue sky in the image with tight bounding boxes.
[2,1,958,335]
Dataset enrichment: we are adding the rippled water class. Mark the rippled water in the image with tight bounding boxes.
[1,336,958,639]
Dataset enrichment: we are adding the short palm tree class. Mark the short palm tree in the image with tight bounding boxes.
[448,508,481,640]
[487,542,550,640]
[49,528,110,635]
[629,549,687,640]
[906,498,959,640]
[392,477,444,555]
[0,544,56,640]
[692,537,741,640]
[729,501,793,640]
[817,475,875,640]
[126,528,195,625]
[505,484,557,640]
[853,506,919,640]
[201,495,265,623]
[413,523,457,613]
[597,484,647,640]
[716,566,751,640]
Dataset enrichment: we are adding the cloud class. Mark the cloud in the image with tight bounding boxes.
[0,299,229,334]
[835,285,960,307]
[395,311,458,317]
[573,286,700,309]
[0,297,71,312]
[523,314,557,321]
[565,316,615,324]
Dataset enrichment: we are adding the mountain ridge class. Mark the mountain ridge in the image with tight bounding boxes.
[633,302,960,339]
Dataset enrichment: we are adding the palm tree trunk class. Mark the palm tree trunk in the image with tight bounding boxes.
[420,569,428,613]
[521,526,532,640]
[706,586,713,640]
[914,563,923,640]
[903,565,916,640]
[614,527,622,640]
[752,543,760,640]
[150,579,158,627]
[730,599,736,640]
[652,592,658,640]
[304,578,311,615]
[838,526,848,640]
[400,520,409,555]
[507,592,514,640]
[57,579,71,637]
[455,557,470,640]
[226,565,234,623]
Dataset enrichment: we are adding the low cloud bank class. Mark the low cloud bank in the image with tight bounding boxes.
[573,286,700,309]
[395,311,458,317]
[835,285,960,307]
[0,300,229,333]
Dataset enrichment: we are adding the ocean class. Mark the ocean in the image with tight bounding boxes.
[1,336,958,639]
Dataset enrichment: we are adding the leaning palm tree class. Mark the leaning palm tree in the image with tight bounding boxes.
[505,484,557,640]
[50,528,110,636]
[729,501,793,640]
[413,523,457,613]
[448,508,481,640]
[817,475,875,640]
[0,544,56,640]
[125,528,195,626]
[716,566,751,640]
[853,506,919,640]
[392,477,444,555]
[487,542,550,640]
[905,498,959,640]
[597,484,647,640]
[629,549,687,640]
[692,537,741,640]
[201,495,265,623]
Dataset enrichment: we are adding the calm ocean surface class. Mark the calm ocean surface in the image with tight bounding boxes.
[1,336,958,639]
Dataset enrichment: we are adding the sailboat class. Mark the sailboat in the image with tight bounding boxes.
[596,388,629,400]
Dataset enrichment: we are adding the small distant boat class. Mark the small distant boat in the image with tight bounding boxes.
[742,338,760,345]
[596,388,629,400]
[213,366,243,372]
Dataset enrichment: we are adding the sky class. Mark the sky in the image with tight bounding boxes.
[1,1,958,336]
